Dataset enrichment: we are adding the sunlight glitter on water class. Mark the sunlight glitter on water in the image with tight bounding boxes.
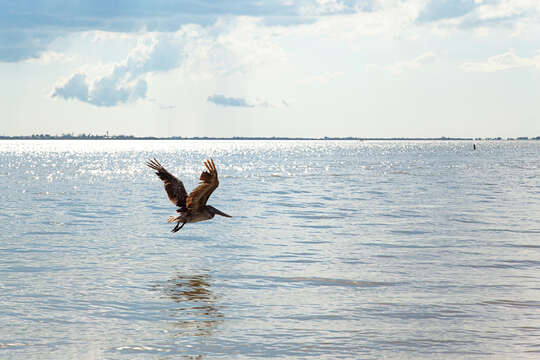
[1,140,539,359]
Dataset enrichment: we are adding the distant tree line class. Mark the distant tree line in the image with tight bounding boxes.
[0,134,539,140]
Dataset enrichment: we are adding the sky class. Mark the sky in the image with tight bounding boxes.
[1,0,539,138]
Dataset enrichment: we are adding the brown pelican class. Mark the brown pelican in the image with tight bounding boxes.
[147,158,231,232]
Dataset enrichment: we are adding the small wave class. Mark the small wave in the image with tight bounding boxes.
[451,218,492,225]
[503,259,540,266]
[504,243,540,249]
[66,210,100,219]
[1,247,55,254]
[298,224,338,229]
[32,197,56,202]
[272,202,304,208]
[22,231,72,236]
[515,326,540,332]
[472,228,540,234]
[293,239,331,244]
[290,214,342,220]
[265,190,289,195]
[1,265,68,273]
[0,343,27,349]
[115,345,170,353]
[384,338,473,346]
[390,229,432,235]
[479,299,540,308]
[360,242,438,249]
[463,263,520,269]
[66,220,97,225]
[234,274,401,288]
[380,311,473,320]
[465,260,540,270]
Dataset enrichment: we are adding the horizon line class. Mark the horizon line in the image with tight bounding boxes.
[1,134,539,141]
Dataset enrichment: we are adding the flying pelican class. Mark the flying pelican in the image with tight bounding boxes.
[147,158,231,232]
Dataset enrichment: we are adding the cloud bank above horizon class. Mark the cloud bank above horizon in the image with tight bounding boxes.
[1,0,540,137]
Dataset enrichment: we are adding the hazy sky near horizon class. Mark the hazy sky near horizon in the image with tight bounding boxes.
[1,0,539,138]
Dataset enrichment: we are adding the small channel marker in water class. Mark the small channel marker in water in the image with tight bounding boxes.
[147,158,231,232]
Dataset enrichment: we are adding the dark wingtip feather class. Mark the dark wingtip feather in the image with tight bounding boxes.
[146,158,163,171]
[200,171,212,182]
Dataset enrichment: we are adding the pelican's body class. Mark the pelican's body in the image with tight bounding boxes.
[168,205,223,225]
[147,158,231,232]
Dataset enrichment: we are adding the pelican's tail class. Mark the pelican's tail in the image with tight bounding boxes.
[168,216,180,223]
[168,215,185,232]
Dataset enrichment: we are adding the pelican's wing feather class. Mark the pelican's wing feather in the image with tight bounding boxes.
[186,159,219,211]
[146,158,188,209]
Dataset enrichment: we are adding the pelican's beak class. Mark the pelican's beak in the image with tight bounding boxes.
[213,208,232,217]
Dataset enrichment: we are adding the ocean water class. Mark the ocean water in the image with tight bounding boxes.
[0,139,539,359]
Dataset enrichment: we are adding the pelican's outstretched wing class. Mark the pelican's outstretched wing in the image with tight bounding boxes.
[146,158,188,209]
[186,159,219,211]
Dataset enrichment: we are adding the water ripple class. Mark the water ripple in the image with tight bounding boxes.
[1,139,539,359]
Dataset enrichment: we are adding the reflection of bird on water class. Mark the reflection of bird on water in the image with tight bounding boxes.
[147,158,232,232]
[160,274,223,337]
[167,275,212,303]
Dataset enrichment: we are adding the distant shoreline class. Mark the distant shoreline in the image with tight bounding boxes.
[0,135,538,141]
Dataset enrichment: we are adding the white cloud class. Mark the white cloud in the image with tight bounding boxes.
[51,31,185,106]
[368,51,437,75]
[51,73,89,102]
[208,94,287,108]
[461,49,540,72]
[51,17,287,106]
[4,0,540,64]
[0,0,297,62]
[207,94,254,107]
[24,51,74,64]
[51,72,147,107]
[289,1,427,40]
[427,0,540,33]
[471,0,539,22]
[181,17,287,78]
[299,0,349,16]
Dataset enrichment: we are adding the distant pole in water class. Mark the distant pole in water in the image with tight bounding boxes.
[473,143,476,150]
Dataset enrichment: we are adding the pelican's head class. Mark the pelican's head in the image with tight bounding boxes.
[207,205,232,218]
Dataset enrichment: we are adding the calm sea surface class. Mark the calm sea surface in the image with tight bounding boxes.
[1,140,539,359]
